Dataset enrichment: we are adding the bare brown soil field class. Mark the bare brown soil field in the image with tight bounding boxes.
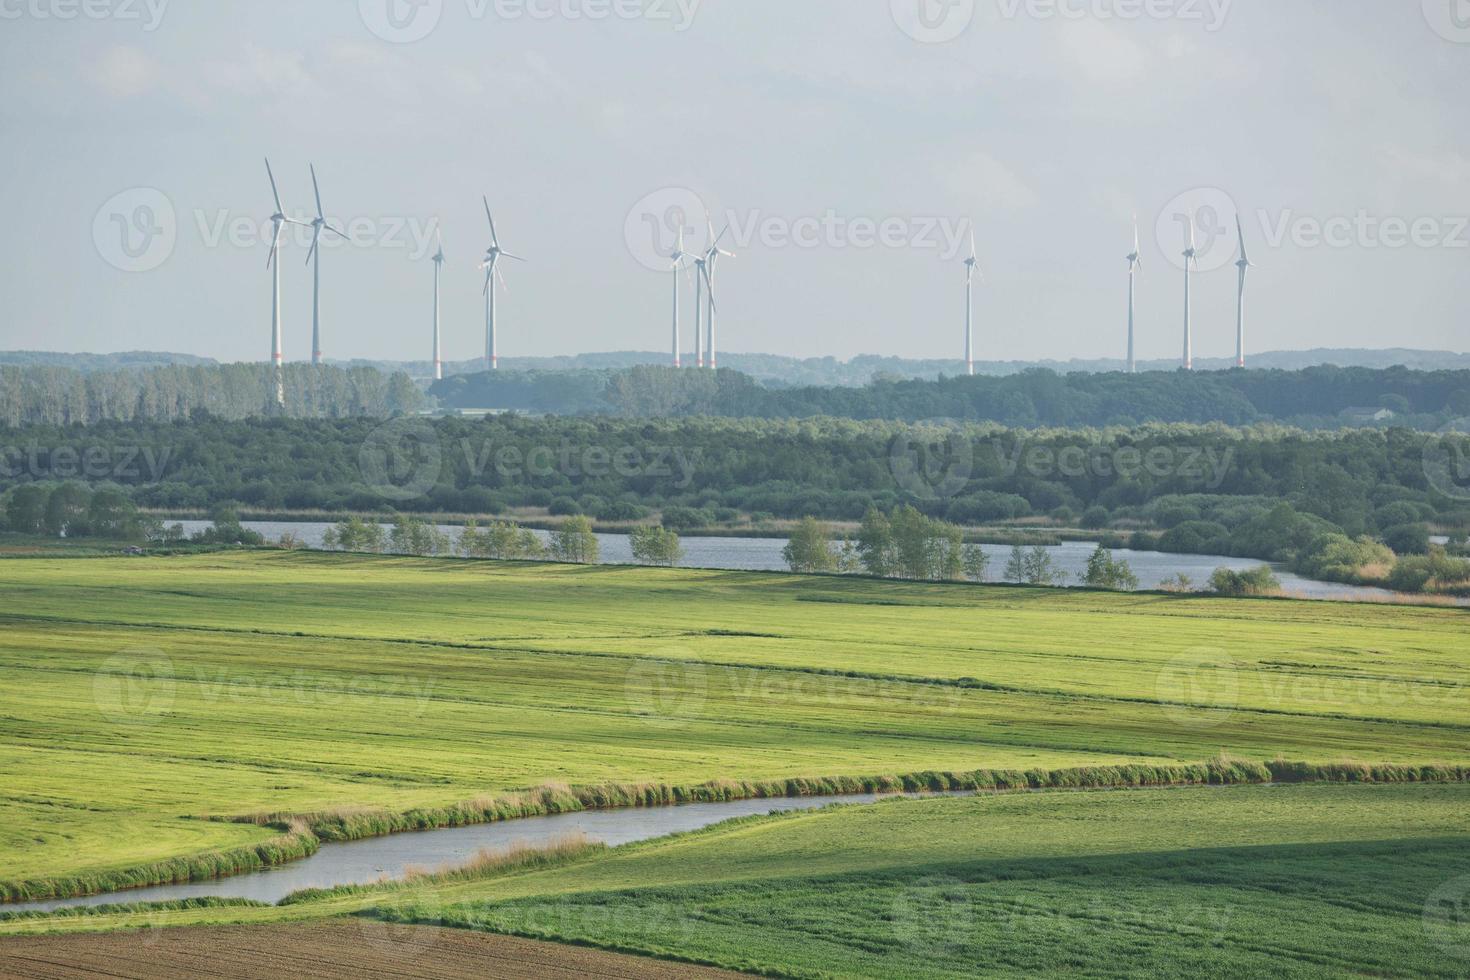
[0,921,748,979]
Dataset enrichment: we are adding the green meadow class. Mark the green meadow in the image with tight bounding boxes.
[7,784,1470,977]
[2,551,1470,973]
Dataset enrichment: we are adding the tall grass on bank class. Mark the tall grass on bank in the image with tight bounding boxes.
[281,831,604,906]
[10,760,1470,905]
[0,820,315,904]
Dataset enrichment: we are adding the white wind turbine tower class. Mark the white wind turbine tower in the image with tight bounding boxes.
[431,232,445,381]
[1126,217,1141,374]
[1181,215,1199,371]
[304,164,348,367]
[264,158,306,408]
[702,219,735,371]
[667,227,695,368]
[692,237,721,371]
[1234,214,1253,369]
[693,248,707,370]
[963,230,979,377]
[479,198,525,372]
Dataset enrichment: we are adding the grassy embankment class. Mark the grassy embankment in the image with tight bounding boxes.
[1,551,1467,903]
[7,783,1470,978]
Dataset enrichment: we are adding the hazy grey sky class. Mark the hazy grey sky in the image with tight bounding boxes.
[1,0,1467,365]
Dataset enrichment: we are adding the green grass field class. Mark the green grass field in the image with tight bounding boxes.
[2,551,1470,973]
[8,784,1470,977]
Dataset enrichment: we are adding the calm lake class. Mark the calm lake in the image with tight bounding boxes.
[173,520,1427,603]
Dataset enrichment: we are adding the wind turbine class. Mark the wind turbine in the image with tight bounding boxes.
[304,164,348,367]
[264,157,306,408]
[702,219,734,371]
[694,249,707,370]
[964,229,979,377]
[668,228,695,368]
[1181,214,1198,371]
[1234,214,1253,369]
[1126,217,1141,374]
[479,198,525,372]
[431,232,445,381]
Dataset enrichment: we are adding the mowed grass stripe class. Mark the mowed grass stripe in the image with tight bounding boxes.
[3,552,1467,725]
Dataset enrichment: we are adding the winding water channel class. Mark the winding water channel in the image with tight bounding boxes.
[9,793,957,914]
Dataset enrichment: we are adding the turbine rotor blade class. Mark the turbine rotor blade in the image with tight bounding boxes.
[500,251,527,262]
[700,262,717,311]
[325,224,348,239]
[310,163,324,219]
[495,263,509,293]
[483,197,500,247]
[265,157,283,213]
[305,227,320,266]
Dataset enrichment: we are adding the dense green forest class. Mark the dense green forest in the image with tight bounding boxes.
[0,364,424,425]
[3,414,1467,561]
[7,359,1469,430]
[433,365,1470,429]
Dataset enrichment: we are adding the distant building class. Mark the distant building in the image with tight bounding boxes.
[1340,407,1396,423]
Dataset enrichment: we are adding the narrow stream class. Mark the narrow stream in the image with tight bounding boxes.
[7,793,952,914]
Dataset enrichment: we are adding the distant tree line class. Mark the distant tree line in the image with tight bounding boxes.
[3,415,1467,567]
[433,365,1470,430]
[782,508,1150,590]
[0,484,261,547]
[0,363,424,426]
[316,514,701,567]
